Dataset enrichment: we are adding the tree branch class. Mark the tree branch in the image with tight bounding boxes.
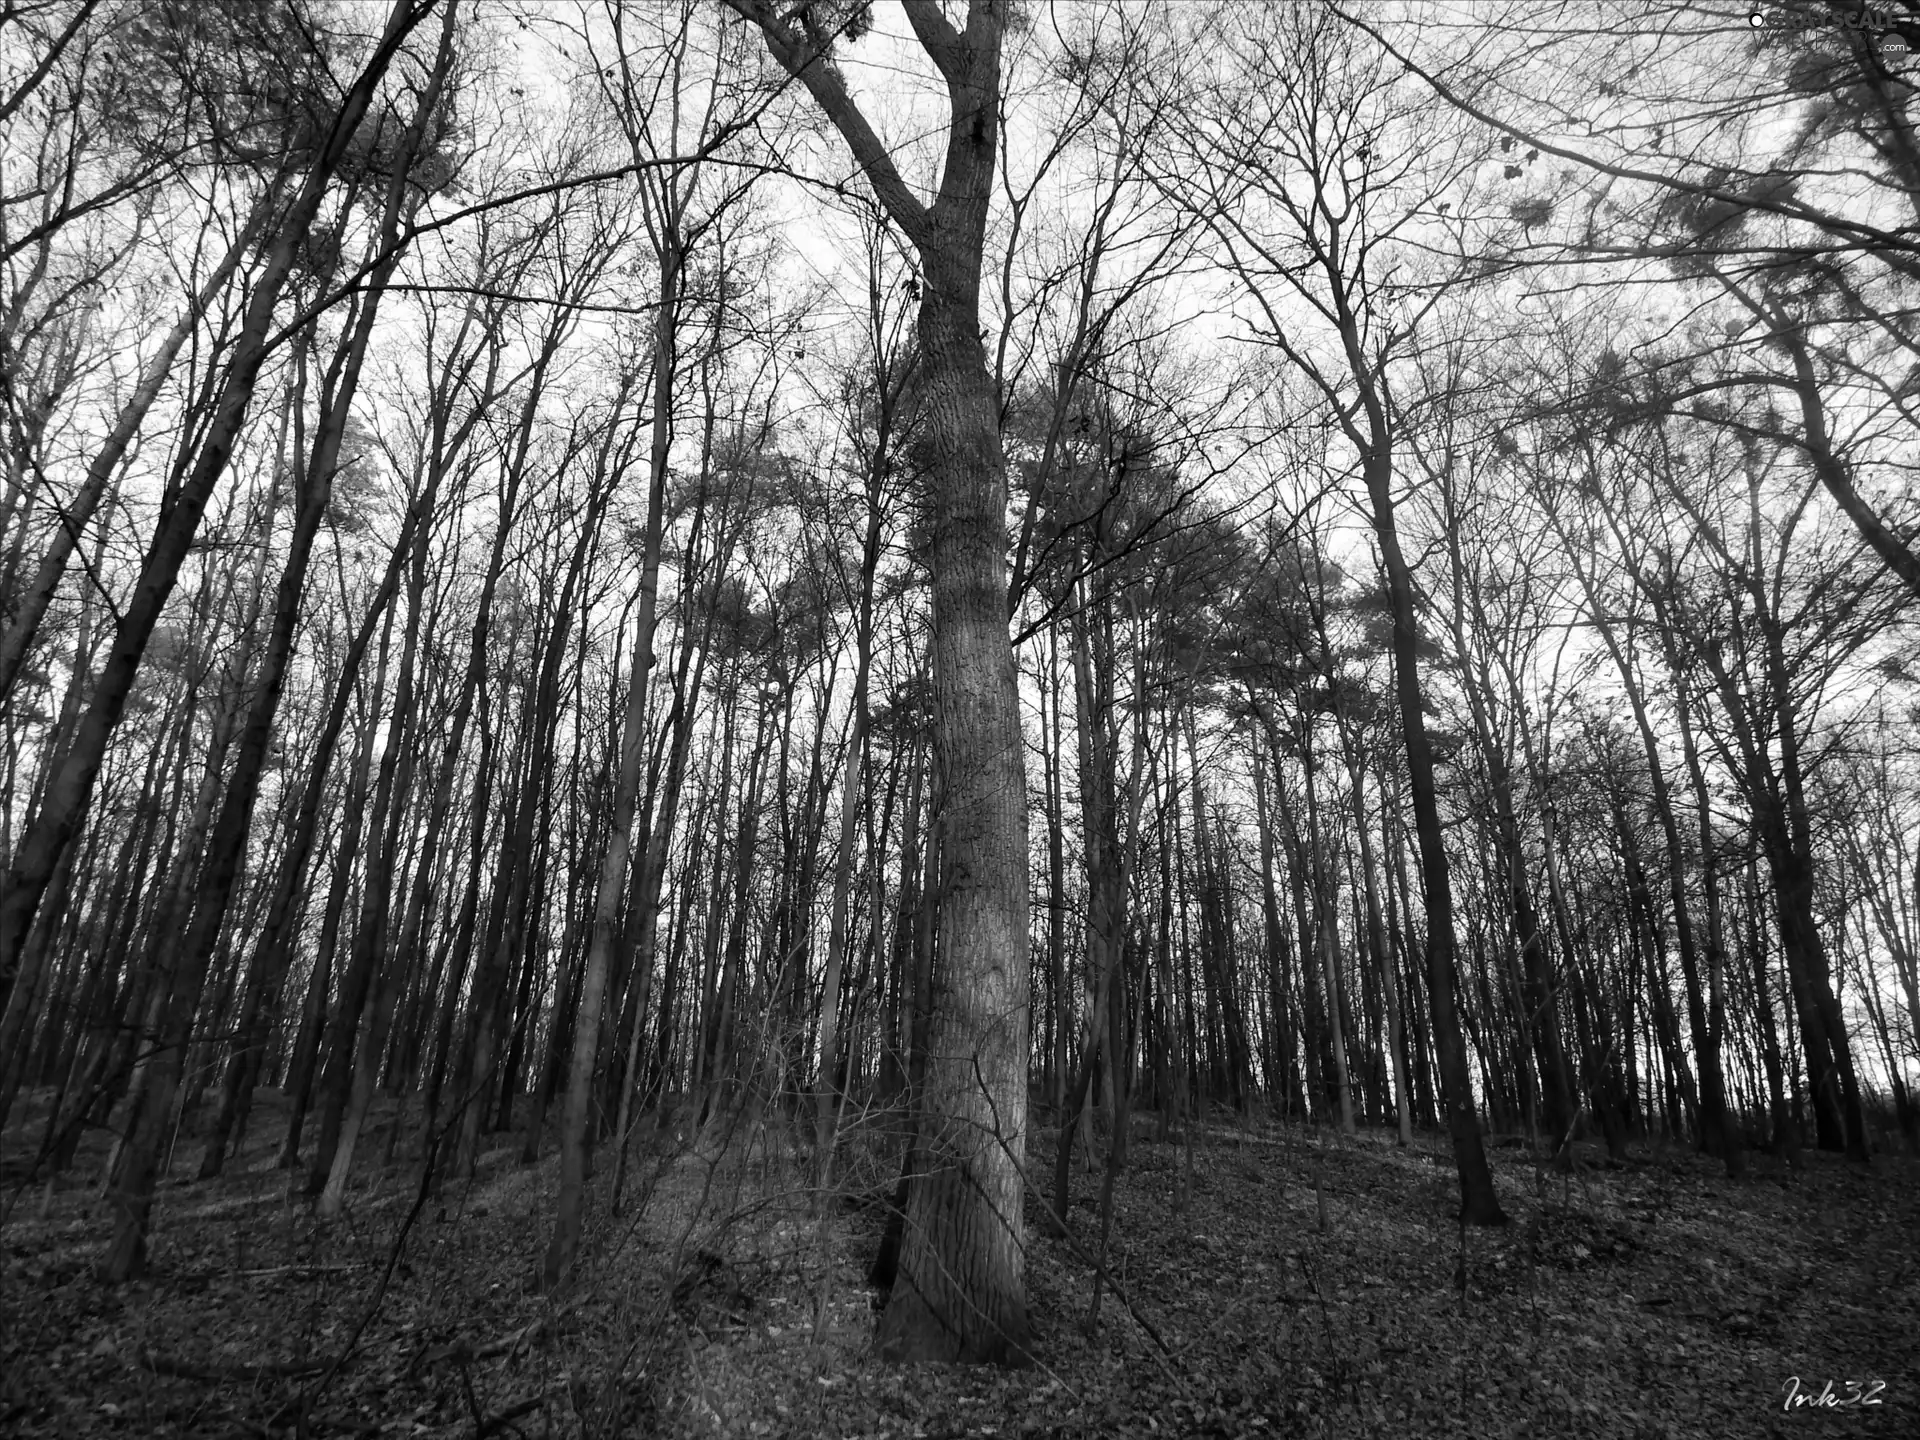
[1329,2,1920,266]
[901,0,965,87]
[720,0,931,246]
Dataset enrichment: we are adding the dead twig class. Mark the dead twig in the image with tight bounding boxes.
[472,1385,565,1438]
[414,1312,562,1374]
[233,1264,364,1280]
[224,1409,381,1436]
[967,1057,1178,1364]
[271,1084,475,1436]
[137,1349,336,1382]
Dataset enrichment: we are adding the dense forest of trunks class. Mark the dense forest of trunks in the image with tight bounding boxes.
[1,0,1916,1369]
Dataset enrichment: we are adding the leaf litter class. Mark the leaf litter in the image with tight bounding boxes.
[3,1098,1915,1439]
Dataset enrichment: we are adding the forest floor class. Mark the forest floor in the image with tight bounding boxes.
[2,1092,1916,1440]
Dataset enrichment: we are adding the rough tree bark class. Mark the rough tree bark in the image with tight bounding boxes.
[727,0,1031,1363]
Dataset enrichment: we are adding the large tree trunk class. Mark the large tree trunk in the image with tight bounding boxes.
[728,0,1029,1365]
[876,265,1031,1362]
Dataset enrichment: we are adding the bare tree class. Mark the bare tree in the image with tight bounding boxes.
[0,0,439,1154]
[724,0,1033,1363]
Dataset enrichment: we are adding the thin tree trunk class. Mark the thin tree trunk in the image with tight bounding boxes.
[0,191,278,705]
[1361,443,1504,1223]
[0,0,433,1035]
[542,224,683,1286]
[814,456,886,1174]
